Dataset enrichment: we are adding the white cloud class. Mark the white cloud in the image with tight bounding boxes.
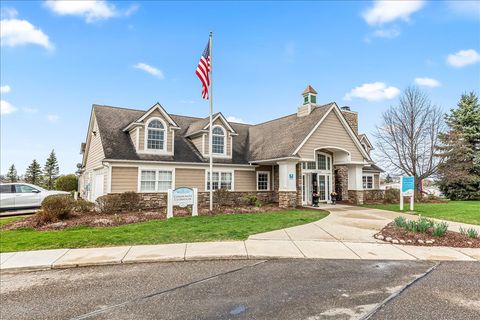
[364,27,401,43]
[22,107,38,113]
[0,100,17,115]
[447,49,480,67]
[47,114,60,122]
[344,82,400,102]
[226,116,245,124]
[1,7,18,19]
[414,77,441,88]
[446,1,480,19]
[133,63,164,79]
[0,85,11,93]
[0,17,53,50]
[44,1,138,23]
[362,0,425,26]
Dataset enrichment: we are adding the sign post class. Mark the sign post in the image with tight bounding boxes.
[400,176,414,211]
[167,187,198,219]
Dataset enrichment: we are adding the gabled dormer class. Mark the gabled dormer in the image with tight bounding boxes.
[359,134,373,156]
[122,103,180,155]
[185,112,237,159]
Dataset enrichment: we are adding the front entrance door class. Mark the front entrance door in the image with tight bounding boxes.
[302,173,331,204]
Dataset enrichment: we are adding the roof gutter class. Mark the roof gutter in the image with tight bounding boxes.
[103,158,257,168]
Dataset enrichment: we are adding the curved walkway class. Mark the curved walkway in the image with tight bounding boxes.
[1,205,479,272]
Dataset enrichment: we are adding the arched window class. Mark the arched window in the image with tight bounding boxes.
[212,126,225,154]
[147,119,165,150]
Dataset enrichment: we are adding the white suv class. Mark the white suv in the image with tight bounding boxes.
[0,183,70,212]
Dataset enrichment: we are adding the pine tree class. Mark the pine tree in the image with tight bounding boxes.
[6,164,18,182]
[437,92,480,200]
[43,149,60,190]
[25,160,43,185]
[384,174,393,184]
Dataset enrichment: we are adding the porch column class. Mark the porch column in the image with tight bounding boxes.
[347,164,364,205]
[277,160,299,208]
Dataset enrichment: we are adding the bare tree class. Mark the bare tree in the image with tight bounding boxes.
[374,86,445,194]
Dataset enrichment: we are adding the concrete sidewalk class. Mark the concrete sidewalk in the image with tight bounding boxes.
[1,205,479,272]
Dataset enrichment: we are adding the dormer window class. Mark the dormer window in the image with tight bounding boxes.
[146,118,165,150]
[212,126,225,154]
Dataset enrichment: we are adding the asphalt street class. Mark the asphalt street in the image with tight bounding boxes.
[1,259,479,320]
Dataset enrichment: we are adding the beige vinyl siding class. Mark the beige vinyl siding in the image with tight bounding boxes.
[138,109,174,153]
[175,168,205,191]
[129,128,138,150]
[234,170,256,191]
[85,116,105,172]
[298,111,364,162]
[111,167,138,193]
[204,133,232,157]
[190,135,204,155]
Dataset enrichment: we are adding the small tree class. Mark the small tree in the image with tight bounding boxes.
[437,92,480,200]
[374,86,445,196]
[43,150,60,190]
[25,160,43,185]
[6,164,18,182]
[384,174,393,184]
[55,174,78,192]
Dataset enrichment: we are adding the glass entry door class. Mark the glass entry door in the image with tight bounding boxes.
[318,175,326,201]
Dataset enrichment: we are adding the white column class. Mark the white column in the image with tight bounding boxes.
[278,160,298,191]
[347,164,364,190]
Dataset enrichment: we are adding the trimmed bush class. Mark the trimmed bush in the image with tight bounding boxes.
[72,199,95,213]
[41,195,74,220]
[55,174,78,192]
[120,191,140,212]
[96,194,122,213]
[384,189,400,204]
[241,194,258,206]
[213,188,232,207]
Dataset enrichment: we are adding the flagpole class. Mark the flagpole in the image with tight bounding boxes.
[208,31,213,211]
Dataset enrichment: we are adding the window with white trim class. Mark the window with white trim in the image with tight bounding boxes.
[146,119,165,150]
[316,153,331,171]
[211,126,225,154]
[257,171,270,191]
[207,171,232,190]
[140,169,172,192]
[363,175,373,189]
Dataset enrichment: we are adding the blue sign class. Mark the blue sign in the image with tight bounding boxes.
[172,187,194,207]
[288,173,294,180]
[401,176,414,195]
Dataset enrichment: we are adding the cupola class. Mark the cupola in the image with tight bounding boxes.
[297,85,318,117]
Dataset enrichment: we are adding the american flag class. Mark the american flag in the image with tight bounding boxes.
[196,39,211,99]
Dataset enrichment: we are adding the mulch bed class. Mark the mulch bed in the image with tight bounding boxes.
[2,204,285,231]
[376,222,480,248]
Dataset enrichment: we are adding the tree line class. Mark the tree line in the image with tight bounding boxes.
[5,150,78,192]
[375,87,479,200]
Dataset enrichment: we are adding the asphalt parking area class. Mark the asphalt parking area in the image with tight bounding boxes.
[1,259,478,320]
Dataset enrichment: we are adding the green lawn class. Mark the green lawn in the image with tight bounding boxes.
[0,209,328,253]
[363,201,480,225]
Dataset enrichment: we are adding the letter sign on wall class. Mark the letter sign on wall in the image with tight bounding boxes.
[167,187,198,219]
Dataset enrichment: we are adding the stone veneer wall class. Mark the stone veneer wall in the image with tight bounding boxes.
[347,190,364,205]
[279,191,298,208]
[134,191,276,210]
[334,165,349,201]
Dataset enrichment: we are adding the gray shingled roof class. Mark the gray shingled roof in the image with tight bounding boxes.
[184,113,219,137]
[92,102,336,165]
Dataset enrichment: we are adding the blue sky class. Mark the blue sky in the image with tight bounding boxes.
[1,0,479,175]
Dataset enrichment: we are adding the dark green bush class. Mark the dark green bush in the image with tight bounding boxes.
[40,195,74,220]
[55,174,78,192]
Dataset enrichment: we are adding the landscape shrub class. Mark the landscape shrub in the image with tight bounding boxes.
[241,194,258,206]
[96,194,122,213]
[432,222,448,237]
[119,191,141,212]
[384,189,400,204]
[40,195,74,220]
[405,220,418,232]
[213,188,232,207]
[55,174,78,192]
[72,199,95,213]
[416,217,433,233]
[393,216,407,228]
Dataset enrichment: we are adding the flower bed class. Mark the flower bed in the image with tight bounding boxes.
[375,217,480,248]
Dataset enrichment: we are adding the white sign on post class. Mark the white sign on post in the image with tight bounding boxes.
[167,187,198,219]
[400,176,415,211]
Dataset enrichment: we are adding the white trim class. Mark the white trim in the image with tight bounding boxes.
[204,168,235,191]
[204,113,237,134]
[249,156,300,164]
[135,103,179,128]
[359,134,373,149]
[256,171,271,191]
[362,173,374,190]
[137,166,176,193]
[144,117,168,154]
[104,159,256,169]
[107,164,112,193]
[292,103,371,161]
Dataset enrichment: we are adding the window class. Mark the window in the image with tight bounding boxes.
[302,162,316,170]
[316,153,331,171]
[140,169,173,192]
[146,119,165,150]
[363,175,373,189]
[257,171,270,191]
[207,171,232,190]
[15,185,39,193]
[212,126,225,154]
[0,185,13,193]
